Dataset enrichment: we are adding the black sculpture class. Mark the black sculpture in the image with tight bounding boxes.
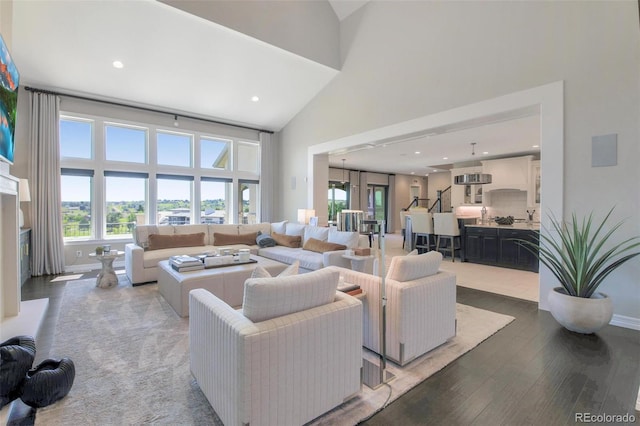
[0,335,36,408]
[20,358,76,408]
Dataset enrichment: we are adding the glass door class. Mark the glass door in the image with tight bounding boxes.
[367,185,388,231]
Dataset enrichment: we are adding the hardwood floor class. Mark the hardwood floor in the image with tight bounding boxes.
[11,270,640,426]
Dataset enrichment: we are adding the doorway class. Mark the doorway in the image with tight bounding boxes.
[367,185,388,230]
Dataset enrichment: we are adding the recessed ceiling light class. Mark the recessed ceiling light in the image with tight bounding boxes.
[410,172,415,175]
[443,157,448,160]
[483,151,489,155]
[532,145,539,148]
[251,96,260,102]
[415,151,421,154]
[433,169,438,172]
[112,60,124,69]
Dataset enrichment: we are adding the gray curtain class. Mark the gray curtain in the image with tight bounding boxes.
[259,132,276,222]
[29,91,65,275]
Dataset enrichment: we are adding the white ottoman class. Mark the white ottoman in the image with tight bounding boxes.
[157,255,289,317]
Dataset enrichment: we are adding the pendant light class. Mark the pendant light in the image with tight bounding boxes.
[454,143,492,185]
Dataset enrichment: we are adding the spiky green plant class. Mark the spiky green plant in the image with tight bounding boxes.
[517,208,640,298]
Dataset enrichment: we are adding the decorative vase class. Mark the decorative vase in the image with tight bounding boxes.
[0,335,36,408]
[20,358,75,408]
[547,287,613,334]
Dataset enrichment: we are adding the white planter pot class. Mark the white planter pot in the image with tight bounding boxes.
[547,287,613,334]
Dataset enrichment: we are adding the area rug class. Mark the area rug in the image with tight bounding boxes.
[35,279,514,426]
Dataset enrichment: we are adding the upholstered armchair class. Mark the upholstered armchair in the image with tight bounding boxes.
[189,268,362,426]
[332,252,456,366]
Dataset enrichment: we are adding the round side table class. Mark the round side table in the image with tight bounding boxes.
[89,251,124,288]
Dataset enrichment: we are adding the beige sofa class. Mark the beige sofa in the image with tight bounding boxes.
[125,222,367,285]
[331,251,457,366]
[189,268,362,426]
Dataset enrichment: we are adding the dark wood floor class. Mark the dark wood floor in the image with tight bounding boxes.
[10,270,640,426]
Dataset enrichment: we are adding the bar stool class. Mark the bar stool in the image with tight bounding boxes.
[433,213,461,262]
[410,213,433,253]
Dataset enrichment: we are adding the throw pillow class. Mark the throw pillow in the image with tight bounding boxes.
[250,261,300,279]
[147,232,205,251]
[242,268,339,323]
[303,237,347,253]
[386,251,443,282]
[256,231,276,248]
[271,231,302,248]
[284,223,306,237]
[407,249,419,256]
[213,232,258,246]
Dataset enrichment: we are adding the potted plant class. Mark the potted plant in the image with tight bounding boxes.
[518,208,640,334]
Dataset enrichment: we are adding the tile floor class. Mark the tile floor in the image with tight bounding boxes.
[381,233,539,303]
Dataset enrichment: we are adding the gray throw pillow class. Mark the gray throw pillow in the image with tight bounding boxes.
[256,231,276,248]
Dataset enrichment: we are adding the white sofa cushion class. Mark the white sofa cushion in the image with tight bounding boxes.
[242,268,340,323]
[270,220,287,234]
[386,250,443,282]
[285,223,306,236]
[303,225,329,245]
[328,228,360,249]
[239,223,271,236]
[258,246,324,271]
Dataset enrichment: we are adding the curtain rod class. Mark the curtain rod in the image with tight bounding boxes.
[24,86,274,134]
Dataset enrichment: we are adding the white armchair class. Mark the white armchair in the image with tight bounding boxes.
[189,268,363,426]
[331,251,456,366]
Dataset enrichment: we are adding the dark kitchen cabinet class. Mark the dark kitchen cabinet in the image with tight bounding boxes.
[464,226,539,272]
[464,227,498,263]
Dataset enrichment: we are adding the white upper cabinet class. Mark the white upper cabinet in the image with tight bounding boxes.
[481,155,533,192]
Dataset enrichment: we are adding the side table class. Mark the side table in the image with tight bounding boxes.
[89,251,124,289]
[341,254,375,274]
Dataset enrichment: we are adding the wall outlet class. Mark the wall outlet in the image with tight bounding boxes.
[76,250,82,258]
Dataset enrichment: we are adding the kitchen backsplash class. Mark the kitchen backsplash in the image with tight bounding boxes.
[455,190,540,222]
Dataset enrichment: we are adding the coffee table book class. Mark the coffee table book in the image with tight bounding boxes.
[171,263,205,273]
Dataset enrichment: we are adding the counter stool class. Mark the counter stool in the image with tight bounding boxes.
[410,213,433,254]
[433,213,461,262]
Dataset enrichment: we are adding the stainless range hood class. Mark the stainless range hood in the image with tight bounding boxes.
[454,173,492,185]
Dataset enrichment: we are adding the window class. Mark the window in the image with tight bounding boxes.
[104,172,148,238]
[237,141,259,173]
[157,175,193,225]
[60,112,260,241]
[105,124,147,163]
[157,131,192,167]
[61,169,93,239]
[201,137,231,170]
[201,178,232,224]
[239,180,259,224]
[328,182,348,222]
[60,118,92,159]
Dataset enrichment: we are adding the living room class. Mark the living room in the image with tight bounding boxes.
[1,0,639,424]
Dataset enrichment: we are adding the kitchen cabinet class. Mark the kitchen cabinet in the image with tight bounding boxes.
[481,155,533,192]
[464,226,539,272]
[464,227,498,263]
[450,166,484,207]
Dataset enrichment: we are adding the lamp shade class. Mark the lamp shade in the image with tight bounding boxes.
[19,179,31,202]
[297,209,316,225]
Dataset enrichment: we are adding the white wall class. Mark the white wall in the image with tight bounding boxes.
[427,172,451,212]
[279,1,640,323]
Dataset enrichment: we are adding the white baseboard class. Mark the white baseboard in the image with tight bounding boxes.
[610,314,640,331]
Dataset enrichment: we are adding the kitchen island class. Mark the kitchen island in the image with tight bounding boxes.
[463,223,539,272]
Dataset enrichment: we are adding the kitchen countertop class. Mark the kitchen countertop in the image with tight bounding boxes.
[465,222,540,231]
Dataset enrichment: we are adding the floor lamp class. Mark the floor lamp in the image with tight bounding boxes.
[363,220,395,389]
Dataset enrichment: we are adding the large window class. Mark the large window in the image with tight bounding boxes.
[59,113,260,242]
[105,172,147,238]
[61,170,93,239]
